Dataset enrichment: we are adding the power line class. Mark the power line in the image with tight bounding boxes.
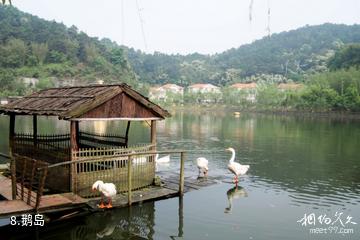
[135,0,148,51]
[121,0,125,45]
[249,0,254,23]
[266,0,271,37]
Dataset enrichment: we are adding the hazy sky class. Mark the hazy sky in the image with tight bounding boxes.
[13,0,360,55]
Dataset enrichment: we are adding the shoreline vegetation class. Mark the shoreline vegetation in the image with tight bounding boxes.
[167,104,360,118]
[154,66,360,114]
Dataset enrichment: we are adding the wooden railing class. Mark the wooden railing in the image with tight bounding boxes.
[71,144,155,197]
[12,132,131,164]
[12,154,48,211]
[13,133,70,164]
[79,131,128,148]
[45,150,186,205]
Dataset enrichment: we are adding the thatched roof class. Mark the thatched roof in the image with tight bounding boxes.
[0,84,171,120]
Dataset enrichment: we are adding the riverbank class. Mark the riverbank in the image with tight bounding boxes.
[166,104,360,119]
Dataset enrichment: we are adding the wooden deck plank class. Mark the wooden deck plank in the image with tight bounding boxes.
[60,192,87,204]
[87,186,178,210]
[0,175,13,200]
[0,200,33,216]
[0,173,221,218]
[38,194,73,209]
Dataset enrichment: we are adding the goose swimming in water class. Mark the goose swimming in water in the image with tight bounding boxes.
[226,147,249,185]
[92,180,117,208]
[196,157,209,177]
[155,154,170,163]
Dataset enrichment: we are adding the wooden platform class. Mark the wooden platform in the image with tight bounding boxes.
[0,173,220,219]
[0,175,88,218]
[0,175,13,200]
[0,200,33,216]
[87,186,178,210]
[86,175,220,211]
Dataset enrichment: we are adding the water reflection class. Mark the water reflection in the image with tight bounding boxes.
[0,202,156,240]
[224,186,248,214]
[93,121,107,135]
[2,112,359,209]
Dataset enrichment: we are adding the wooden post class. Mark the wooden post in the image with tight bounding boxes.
[35,167,48,212]
[75,121,80,147]
[128,155,132,206]
[70,121,78,192]
[150,120,157,168]
[125,121,131,147]
[150,120,156,150]
[70,121,79,151]
[178,196,184,237]
[9,114,15,139]
[179,152,185,195]
[9,114,16,200]
[33,115,37,146]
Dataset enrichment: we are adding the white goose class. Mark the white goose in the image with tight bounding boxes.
[155,154,170,163]
[92,180,117,208]
[226,147,249,185]
[131,151,147,164]
[196,157,209,177]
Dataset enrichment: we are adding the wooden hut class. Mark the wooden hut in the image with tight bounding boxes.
[0,84,170,198]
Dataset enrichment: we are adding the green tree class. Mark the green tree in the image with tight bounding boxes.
[328,44,360,70]
[31,42,48,64]
[0,38,27,67]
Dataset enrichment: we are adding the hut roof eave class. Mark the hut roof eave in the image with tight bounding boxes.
[0,84,171,120]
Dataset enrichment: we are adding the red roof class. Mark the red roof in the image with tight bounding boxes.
[188,83,219,89]
[230,83,257,89]
[277,83,303,90]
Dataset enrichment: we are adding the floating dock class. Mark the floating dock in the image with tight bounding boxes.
[0,173,219,220]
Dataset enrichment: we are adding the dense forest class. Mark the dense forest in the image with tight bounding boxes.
[0,5,360,112]
[0,5,137,96]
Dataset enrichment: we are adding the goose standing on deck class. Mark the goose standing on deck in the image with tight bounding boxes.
[92,180,117,208]
[226,148,249,185]
[196,157,209,177]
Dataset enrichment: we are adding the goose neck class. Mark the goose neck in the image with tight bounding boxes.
[229,149,235,163]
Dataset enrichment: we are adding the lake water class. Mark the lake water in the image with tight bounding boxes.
[0,111,359,239]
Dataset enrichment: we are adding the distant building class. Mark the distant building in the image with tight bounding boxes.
[149,84,184,102]
[161,84,184,94]
[0,96,23,105]
[0,98,8,105]
[21,77,39,87]
[188,83,221,94]
[187,83,221,103]
[97,79,104,85]
[229,82,257,103]
[277,83,304,91]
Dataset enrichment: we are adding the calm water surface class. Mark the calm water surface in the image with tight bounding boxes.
[0,111,359,240]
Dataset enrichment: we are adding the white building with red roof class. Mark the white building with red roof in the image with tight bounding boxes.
[188,83,221,94]
[149,84,184,102]
[229,82,257,103]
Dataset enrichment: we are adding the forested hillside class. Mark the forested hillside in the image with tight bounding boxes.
[1,4,360,101]
[0,5,137,96]
[126,24,360,86]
